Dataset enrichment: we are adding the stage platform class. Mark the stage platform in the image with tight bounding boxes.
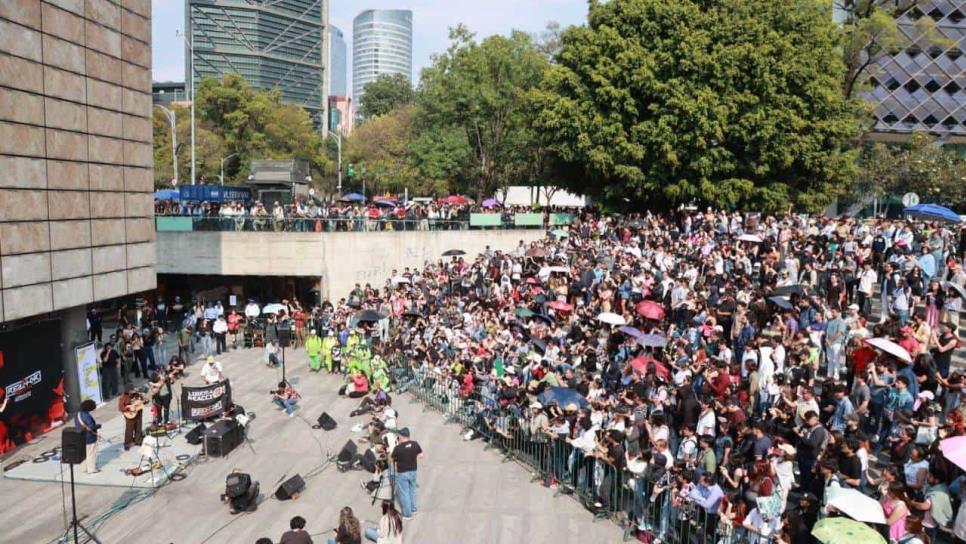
[3,414,200,489]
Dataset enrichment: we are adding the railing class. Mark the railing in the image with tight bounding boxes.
[394,365,739,544]
[155,214,571,232]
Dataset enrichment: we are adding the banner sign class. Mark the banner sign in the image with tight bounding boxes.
[469,213,502,227]
[514,213,544,226]
[0,320,65,457]
[74,342,102,405]
[181,380,232,421]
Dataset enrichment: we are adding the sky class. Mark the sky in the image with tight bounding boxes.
[151,0,589,86]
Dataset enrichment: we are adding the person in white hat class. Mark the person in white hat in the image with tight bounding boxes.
[200,355,224,384]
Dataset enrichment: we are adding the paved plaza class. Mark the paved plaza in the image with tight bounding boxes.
[0,346,623,544]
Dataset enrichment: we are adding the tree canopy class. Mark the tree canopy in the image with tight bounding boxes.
[533,0,863,212]
[358,73,415,120]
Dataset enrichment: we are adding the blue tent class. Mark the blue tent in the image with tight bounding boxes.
[154,189,180,201]
[537,387,590,410]
[341,193,366,202]
[904,203,962,223]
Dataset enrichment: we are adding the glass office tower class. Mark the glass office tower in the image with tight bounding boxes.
[352,9,413,111]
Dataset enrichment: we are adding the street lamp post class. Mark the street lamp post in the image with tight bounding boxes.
[153,104,177,185]
[176,29,196,185]
[219,153,238,184]
[327,130,342,195]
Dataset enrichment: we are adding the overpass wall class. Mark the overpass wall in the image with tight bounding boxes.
[156,230,545,299]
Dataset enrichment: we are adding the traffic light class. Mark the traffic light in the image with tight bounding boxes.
[347,164,355,178]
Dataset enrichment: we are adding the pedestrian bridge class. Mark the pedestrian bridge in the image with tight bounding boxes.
[155,228,544,300]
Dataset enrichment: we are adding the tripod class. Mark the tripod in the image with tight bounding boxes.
[60,464,102,544]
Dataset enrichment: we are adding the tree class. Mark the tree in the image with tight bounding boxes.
[856,133,966,209]
[533,0,863,212]
[416,26,551,199]
[358,73,415,120]
[343,106,425,195]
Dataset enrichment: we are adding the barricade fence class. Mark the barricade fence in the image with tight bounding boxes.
[154,214,567,232]
[393,365,740,544]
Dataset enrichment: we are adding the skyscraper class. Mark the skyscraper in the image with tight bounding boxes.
[186,0,328,129]
[352,9,413,107]
[861,2,966,139]
[329,25,347,97]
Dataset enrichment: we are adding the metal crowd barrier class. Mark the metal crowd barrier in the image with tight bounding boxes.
[395,365,728,543]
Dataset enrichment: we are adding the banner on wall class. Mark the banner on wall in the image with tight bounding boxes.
[181,380,232,421]
[74,342,102,406]
[0,320,66,457]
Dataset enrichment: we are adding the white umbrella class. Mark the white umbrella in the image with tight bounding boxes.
[262,303,286,315]
[864,337,912,363]
[548,266,570,274]
[944,281,966,300]
[738,233,763,243]
[637,333,669,348]
[392,276,411,285]
[826,487,886,524]
[597,312,626,326]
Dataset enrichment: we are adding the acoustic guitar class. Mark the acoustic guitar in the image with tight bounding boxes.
[123,399,144,420]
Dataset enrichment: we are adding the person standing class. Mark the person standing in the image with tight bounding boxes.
[390,427,423,519]
[75,399,101,474]
[824,308,846,381]
[213,315,228,355]
[305,329,323,372]
[177,324,191,363]
[99,339,120,399]
[118,385,144,450]
[87,308,103,344]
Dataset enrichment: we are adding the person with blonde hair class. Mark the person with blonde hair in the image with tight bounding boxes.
[327,506,361,544]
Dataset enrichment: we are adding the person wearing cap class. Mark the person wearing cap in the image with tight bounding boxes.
[200,355,224,384]
[305,329,323,372]
[321,329,338,373]
[390,427,422,520]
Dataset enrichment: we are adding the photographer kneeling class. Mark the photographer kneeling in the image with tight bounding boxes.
[272,381,301,417]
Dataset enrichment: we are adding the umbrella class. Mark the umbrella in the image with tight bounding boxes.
[864,337,913,363]
[442,249,466,257]
[811,517,885,544]
[531,338,548,354]
[904,203,962,223]
[444,195,469,205]
[551,229,569,238]
[392,276,411,284]
[481,198,498,208]
[525,277,541,285]
[341,192,366,202]
[154,189,180,201]
[547,301,573,312]
[547,266,570,274]
[629,356,669,379]
[530,314,553,325]
[635,300,666,321]
[944,281,966,300]
[768,296,794,310]
[515,307,535,318]
[597,312,626,326]
[738,233,763,243]
[536,387,589,410]
[526,247,549,258]
[401,312,422,320]
[262,303,286,315]
[637,333,669,348]
[619,326,644,338]
[940,436,966,471]
[354,309,385,323]
[826,487,886,524]
[770,284,804,297]
[373,199,396,208]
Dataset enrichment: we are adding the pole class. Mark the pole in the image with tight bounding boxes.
[178,30,196,185]
[282,345,286,383]
[328,131,342,195]
[69,464,79,544]
[154,105,178,185]
[219,153,237,185]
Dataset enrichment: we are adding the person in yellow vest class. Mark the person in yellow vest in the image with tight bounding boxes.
[305,329,323,372]
[321,329,337,372]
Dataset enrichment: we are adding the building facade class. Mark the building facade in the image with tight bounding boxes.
[186,0,328,129]
[0,0,156,425]
[152,80,188,105]
[863,1,966,140]
[352,9,412,109]
[328,95,353,135]
[329,24,347,97]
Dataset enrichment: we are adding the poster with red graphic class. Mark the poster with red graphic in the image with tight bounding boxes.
[0,320,65,457]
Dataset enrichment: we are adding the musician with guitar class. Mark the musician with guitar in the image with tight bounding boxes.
[148,369,174,425]
[118,384,144,450]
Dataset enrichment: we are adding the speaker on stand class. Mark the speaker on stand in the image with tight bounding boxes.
[60,427,102,543]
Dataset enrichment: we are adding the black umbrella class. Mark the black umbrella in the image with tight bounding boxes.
[768,296,794,310]
[354,309,385,322]
[770,284,804,297]
[442,249,466,257]
[530,314,553,325]
[401,312,423,320]
[531,339,548,353]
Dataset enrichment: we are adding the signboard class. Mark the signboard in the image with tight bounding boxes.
[902,192,920,207]
[74,342,102,406]
[549,213,574,226]
[156,216,193,232]
[513,213,544,227]
[469,213,502,227]
[181,380,233,421]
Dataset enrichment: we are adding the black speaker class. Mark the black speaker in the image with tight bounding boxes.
[361,450,377,473]
[317,412,337,431]
[274,474,305,500]
[277,322,292,348]
[185,423,207,445]
[336,440,358,464]
[61,427,87,465]
[204,419,242,457]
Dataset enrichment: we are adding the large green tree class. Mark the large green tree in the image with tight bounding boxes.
[533,0,863,212]
[416,27,551,199]
[856,133,966,209]
[358,73,415,120]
